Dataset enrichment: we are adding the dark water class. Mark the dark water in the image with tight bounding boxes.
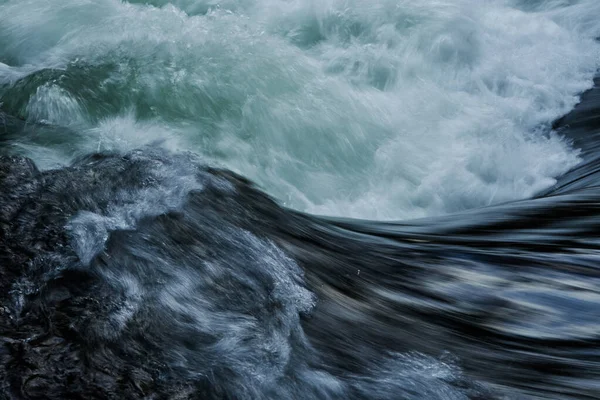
[1,77,600,399]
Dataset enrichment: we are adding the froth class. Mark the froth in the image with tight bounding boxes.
[0,0,599,219]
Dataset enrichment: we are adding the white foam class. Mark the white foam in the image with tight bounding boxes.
[1,0,599,219]
[26,83,84,125]
[67,150,204,266]
[85,113,188,154]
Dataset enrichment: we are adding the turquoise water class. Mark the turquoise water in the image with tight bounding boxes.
[1,0,600,219]
[2,3,600,399]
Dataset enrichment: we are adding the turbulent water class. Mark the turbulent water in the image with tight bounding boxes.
[2,0,600,218]
[1,0,600,399]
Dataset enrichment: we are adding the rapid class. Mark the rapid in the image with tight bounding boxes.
[1,1,600,399]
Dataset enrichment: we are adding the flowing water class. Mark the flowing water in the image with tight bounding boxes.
[2,0,600,218]
[1,1,600,399]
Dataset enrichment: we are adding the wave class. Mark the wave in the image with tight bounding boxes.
[1,76,600,399]
[2,0,600,219]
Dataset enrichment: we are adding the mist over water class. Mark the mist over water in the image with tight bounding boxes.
[1,0,600,219]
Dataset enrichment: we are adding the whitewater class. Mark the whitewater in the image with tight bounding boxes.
[1,0,600,219]
[2,1,600,400]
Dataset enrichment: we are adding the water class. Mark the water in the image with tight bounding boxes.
[2,0,600,219]
[1,1,600,399]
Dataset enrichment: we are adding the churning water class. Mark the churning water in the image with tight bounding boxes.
[1,0,600,219]
[1,1,600,400]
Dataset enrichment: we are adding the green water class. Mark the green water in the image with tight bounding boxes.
[1,0,599,219]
